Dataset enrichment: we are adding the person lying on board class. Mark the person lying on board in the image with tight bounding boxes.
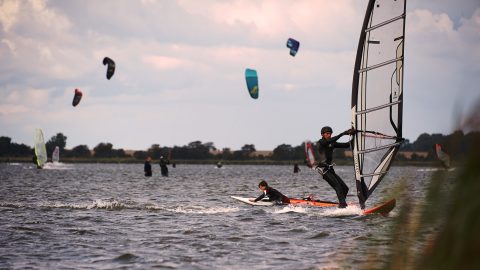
[316,126,354,208]
[249,180,290,204]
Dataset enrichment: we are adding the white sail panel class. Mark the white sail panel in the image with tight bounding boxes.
[351,0,406,208]
[52,146,60,163]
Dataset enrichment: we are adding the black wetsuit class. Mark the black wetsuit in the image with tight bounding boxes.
[159,158,169,177]
[254,186,290,204]
[144,161,152,177]
[293,164,300,173]
[317,132,351,208]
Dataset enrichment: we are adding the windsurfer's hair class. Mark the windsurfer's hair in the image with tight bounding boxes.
[258,180,268,188]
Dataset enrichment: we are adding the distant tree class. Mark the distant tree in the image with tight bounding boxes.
[221,148,233,160]
[70,145,91,158]
[93,143,114,158]
[133,150,148,160]
[0,136,33,157]
[113,148,127,158]
[148,144,162,159]
[0,136,12,156]
[45,133,67,156]
[272,144,295,160]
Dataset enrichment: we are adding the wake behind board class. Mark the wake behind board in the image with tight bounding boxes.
[231,196,395,215]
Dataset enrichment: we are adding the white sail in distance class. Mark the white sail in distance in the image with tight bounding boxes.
[34,129,48,168]
[52,146,60,163]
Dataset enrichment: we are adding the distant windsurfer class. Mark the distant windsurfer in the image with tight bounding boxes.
[293,163,300,173]
[32,155,42,169]
[159,156,169,177]
[315,126,354,208]
[249,180,290,204]
[144,156,152,177]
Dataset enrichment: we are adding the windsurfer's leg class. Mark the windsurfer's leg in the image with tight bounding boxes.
[323,172,347,208]
[333,172,349,199]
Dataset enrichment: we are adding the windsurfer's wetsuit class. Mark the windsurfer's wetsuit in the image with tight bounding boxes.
[254,187,290,204]
[144,161,152,177]
[317,131,351,208]
[159,158,169,177]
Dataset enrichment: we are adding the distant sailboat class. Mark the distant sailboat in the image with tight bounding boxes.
[34,129,48,168]
[52,146,60,163]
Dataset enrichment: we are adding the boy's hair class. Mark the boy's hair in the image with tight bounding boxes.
[258,180,268,188]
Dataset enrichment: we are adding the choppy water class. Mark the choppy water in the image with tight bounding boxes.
[0,163,446,269]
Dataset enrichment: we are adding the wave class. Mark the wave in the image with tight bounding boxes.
[310,205,364,217]
[272,205,308,214]
[166,205,240,214]
[1,199,240,214]
[42,162,74,170]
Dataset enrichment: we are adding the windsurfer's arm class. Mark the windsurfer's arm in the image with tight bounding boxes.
[252,192,265,202]
[333,129,355,148]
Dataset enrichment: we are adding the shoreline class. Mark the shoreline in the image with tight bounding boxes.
[0,157,445,167]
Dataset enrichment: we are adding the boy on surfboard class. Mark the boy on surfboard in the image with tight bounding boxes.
[249,181,290,204]
[315,126,354,208]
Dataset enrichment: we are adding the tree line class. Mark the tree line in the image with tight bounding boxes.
[1,130,479,161]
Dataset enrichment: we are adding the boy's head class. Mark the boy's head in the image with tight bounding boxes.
[321,126,333,139]
[258,180,268,191]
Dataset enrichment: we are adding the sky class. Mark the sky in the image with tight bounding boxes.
[1,0,479,151]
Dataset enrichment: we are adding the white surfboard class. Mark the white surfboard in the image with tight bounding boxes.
[230,196,275,206]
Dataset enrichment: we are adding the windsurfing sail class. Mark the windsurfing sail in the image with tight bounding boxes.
[286,38,300,57]
[34,129,48,168]
[245,69,259,99]
[351,0,406,209]
[435,144,450,168]
[52,146,60,163]
[304,140,316,167]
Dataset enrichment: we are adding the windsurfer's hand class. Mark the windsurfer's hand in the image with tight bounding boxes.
[249,199,254,202]
[344,128,355,135]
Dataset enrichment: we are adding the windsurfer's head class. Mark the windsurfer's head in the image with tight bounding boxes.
[147,156,151,161]
[258,180,268,190]
[321,126,333,139]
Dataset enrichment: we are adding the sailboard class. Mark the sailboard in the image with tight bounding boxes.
[52,146,60,163]
[34,128,48,168]
[231,196,395,215]
[351,0,406,209]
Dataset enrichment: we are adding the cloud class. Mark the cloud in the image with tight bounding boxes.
[0,1,479,150]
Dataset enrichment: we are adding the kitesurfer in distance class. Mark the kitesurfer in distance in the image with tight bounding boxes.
[249,180,290,204]
[159,156,169,177]
[315,126,354,208]
[144,156,152,177]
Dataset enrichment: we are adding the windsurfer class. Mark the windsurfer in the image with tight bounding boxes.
[32,155,41,169]
[144,156,152,177]
[293,163,300,173]
[315,126,354,208]
[159,156,169,177]
[249,180,290,204]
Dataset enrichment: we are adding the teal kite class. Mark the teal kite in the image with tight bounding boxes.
[245,69,259,99]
